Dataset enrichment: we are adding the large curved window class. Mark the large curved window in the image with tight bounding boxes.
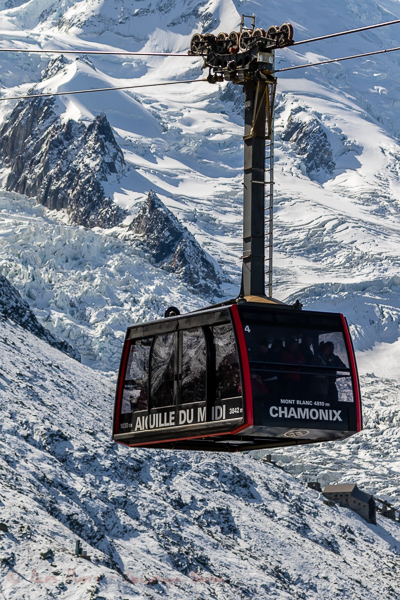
[239,306,356,429]
[181,328,207,404]
[245,327,351,404]
[213,324,241,401]
[121,339,152,414]
[150,333,176,408]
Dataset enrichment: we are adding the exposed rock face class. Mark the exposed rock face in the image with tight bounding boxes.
[0,274,80,361]
[40,55,70,81]
[0,96,126,228]
[282,109,335,180]
[129,192,222,296]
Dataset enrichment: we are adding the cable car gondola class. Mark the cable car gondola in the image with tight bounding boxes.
[113,19,362,452]
[113,297,361,451]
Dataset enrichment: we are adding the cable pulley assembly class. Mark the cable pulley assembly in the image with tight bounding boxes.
[189,21,294,85]
[189,21,294,60]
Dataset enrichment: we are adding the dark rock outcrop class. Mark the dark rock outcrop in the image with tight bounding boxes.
[129,192,222,296]
[0,274,80,361]
[0,95,126,228]
[40,55,70,81]
[282,109,335,180]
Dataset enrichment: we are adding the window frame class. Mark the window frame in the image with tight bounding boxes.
[148,331,178,412]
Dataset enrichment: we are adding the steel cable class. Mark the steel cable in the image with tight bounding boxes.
[290,17,400,47]
[0,47,193,57]
[0,78,208,102]
[274,44,400,73]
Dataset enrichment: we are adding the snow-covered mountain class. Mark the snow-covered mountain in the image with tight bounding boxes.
[1,1,400,596]
[0,318,399,600]
[0,94,126,228]
[1,0,400,377]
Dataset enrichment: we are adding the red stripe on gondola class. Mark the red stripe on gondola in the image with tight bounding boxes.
[114,339,131,435]
[341,314,362,431]
[230,304,254,426]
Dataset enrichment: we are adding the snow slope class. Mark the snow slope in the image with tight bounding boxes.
[0,318,399,600]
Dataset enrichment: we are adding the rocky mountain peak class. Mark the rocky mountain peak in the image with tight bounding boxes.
[129,191,223,296]
[84,113,125,177]
[0,96,126,228]
[282,108,335,180]
[40,55,70,80]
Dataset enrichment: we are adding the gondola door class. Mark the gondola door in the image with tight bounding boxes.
[113,308,249,448]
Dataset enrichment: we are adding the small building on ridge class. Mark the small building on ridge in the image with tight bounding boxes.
[322,484,376,524]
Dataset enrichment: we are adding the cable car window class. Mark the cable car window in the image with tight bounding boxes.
[239,308,356,428]
[150,333,176,408]
[181,328,207,404]
[245,325,352,401]
[121,339,152,414]
[213,324,241,401]
[318,333,349,369]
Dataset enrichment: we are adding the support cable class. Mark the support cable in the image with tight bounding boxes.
[291,17,400,48]
[0,78,207,102]
[0,47,194,57]
[274,44,400,73]
[0,18,398,57]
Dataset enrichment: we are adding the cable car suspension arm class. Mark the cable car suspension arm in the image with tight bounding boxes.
[189,18,291,298]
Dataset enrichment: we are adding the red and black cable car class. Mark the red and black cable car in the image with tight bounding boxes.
[113,24,362,452]
[113,297,362,452]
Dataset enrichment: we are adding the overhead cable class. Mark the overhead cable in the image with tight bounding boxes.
[0,78,207,102]
[0,47,193,57]
[0,18,400,58]
[291,17,400,47]
[274,44,400,73]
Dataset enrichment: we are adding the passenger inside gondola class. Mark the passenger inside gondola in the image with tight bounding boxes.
[252,342,269,362]
[216,353,241,400]
[299,335,315,365]
[266,339,284,363]
[318,341,347,402]
[282,338,306,399]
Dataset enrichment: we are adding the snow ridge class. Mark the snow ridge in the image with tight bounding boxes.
[129,191,223,296]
